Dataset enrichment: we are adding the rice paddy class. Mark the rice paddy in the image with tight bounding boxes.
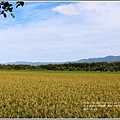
[0,71,120,118]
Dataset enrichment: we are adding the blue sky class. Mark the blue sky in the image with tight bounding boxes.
[0,1,120,63]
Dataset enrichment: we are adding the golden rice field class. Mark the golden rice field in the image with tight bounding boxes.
[0,71,120,118]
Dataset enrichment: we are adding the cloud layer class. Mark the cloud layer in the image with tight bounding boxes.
[0,2,120,63]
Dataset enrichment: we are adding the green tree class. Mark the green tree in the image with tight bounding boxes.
[0,1,24,18]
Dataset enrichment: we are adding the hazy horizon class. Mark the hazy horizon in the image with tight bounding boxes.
[0,2,120,63]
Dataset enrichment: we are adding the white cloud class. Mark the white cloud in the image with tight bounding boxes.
[52,4,78,16]
[52,2,120,26]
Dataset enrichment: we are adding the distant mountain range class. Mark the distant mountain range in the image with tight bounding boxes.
[5,55,120,66]
[77,55,120,63]
[5,61,64,66]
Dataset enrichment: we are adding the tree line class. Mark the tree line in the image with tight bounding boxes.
[0,62,120,72]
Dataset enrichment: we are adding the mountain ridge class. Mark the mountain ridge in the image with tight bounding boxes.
[5,55,120,66]
[77,55,120,63]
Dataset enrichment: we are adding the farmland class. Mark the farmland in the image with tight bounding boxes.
[0,71,120,118]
